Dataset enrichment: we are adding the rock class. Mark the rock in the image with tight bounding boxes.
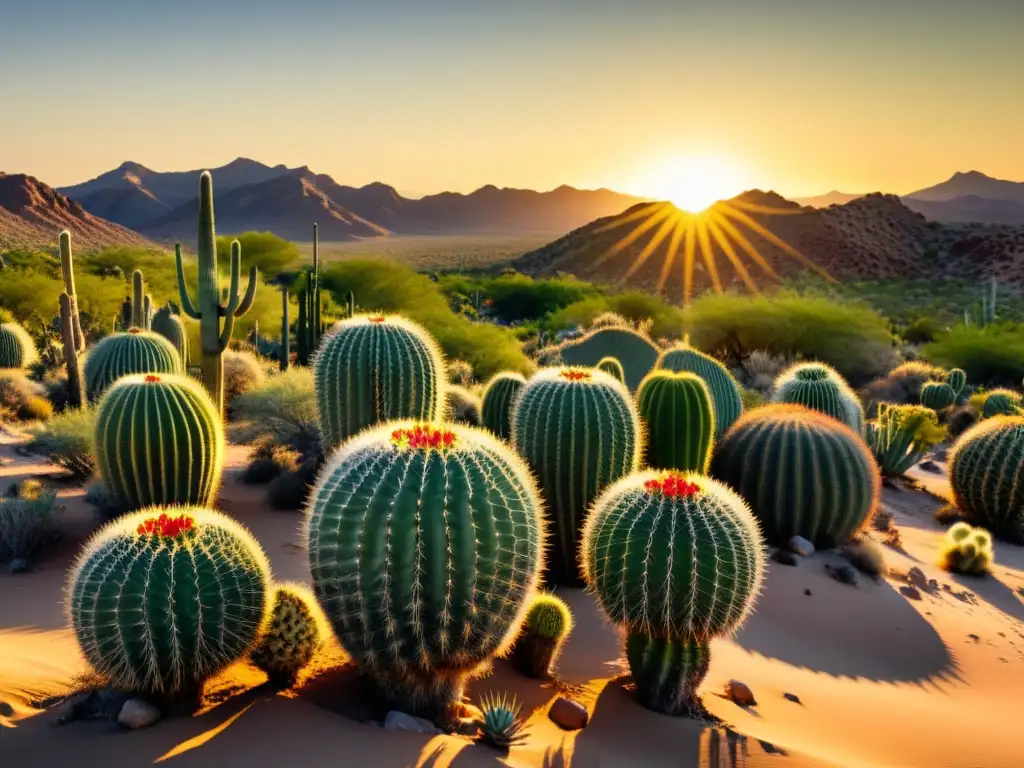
[384,710,441,734]
[918,460,942,474]
[772,549,798,567]
[906,567,929,590]
[825,563,858,586]
[782,692,801,704]
[53,689,131,725]
[899,585,922,600]
[804,589,812,596]
[8,557,30,574]
[117,698,161,730]
[787,536,815,557]
[724,680,756,707]
[548,697,589,730]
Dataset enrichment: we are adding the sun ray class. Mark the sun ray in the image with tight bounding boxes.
[592,204,675,269]
[621,209,683,283]
[594,202,671,235]
[656,217,688,296]
[707,210,782,281]
[706,216,758,294]
[719,204,835,281]
[695,217,723,293]
[682,219,698,305]
[728,198,805,216]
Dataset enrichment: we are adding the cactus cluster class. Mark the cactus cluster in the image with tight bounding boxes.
[512,367,641,586]
[94,373,224,513]
[657,344,742,438]
[0,322,38,369]
[920,381,955,411]
[559,326,659,391]
[938,522,994,575]
[83,329,182,401]
[597,356,625,384]
[509,593,573,679]
[152,303,190,367]
[67,507,271,699]
[949,415,1024,543]
[481,372,526,440]
[249,582,324,685]
[306,421,545,717]
[636,370,715,472]
[313,314,446,450]
[710,404,881,548]
[771,362,864,433]
[946,368,967,400]
[296,223,323,365]
[866,404,946,478]
[582,471,765,716]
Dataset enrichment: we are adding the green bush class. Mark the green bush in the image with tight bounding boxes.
[25,407,96,480]
[216,232,300,280]
[0,483,62,566]
[901,317,941,344]
[232,368,321,458]
[441,273,596,324]
[684,292,899,386]
[0,370,44,421]
[223,350,267,409]
[922,325,1024,388]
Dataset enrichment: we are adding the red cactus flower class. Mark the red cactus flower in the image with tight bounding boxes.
[561,370,591,382]
[144,374,161,383]
[129,328,140,335]
[136,512,195,538]
[369,316,387,324]
[391,425,457,451]
[644,474,701,498]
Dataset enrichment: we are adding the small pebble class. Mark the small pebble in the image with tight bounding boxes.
[899,585,922,601]
[724,680,756,707]
[787,536,815,557]
[117,698,161,730]
[548,697,589,730]
[783,692,801,704]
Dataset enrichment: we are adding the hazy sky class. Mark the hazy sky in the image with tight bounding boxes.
[2,0,1022,198]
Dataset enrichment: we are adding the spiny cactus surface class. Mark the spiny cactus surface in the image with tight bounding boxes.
[937,522,993,575]
[658,345,742,438]
[980,389,1021,419]
[596,356,626,384]
[481,372,526,440]
[637,369,715,472]
[0,322,39,369]
[479,692,528,749]
[946,368,967,397]
[509,593,573,679]
[559,326,659,391]
[445,384,482,426]
[83,329,182,401]
[152,304,190,367]
[920,381,955,411]
[949,415,1024,543]
[771,362,864,433]
[249,582,324,685]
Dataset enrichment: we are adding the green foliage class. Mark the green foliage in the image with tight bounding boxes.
[441,272,595,323]
[510,593,573,679]
[24,405,96,480]
[223,349,267,409]
[249,582,323,685]
[710,404,882,548]
[232,367,321,457]
[83,330,182,401]
[478,692,528,749]
[938,522,993,575]
[865,404,945,478]
[216,232,300,280]
[307,421,544,717]
[637,370,714,472]
[481,372,526,441]
[582,471,765,716]
[0,369,44,422]
[658,344,743,438]
[558,326,660,391]
[513,367,641,586]
[68,506,270,697]
[771,362,864,433]
[0,482,61,565]
[94,373,224,514]
[922,325,1024,388]
[949,416,1024,543]
[919,381,956,411]
[596,356,625,384]
[901,316,941,344]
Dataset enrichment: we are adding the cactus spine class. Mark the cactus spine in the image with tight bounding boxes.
[67,507,270,700]
[249,582,324,685]
[481,372,526,440]
[94,373,224,512]
[920,381,955,411]
[0,322,38,369]
[174,171,259,417]
[59,294,85,409]
[83,329,181,401]
[582,471,766,716]
[313,314,446,449]
[306,422,545,717]
[597,356,625,384]
[151,303,190,367]
[710,404,881,548]
[771,362,864,433]
[658,344,742,438]
[949,415,1024,543]
[509,593,573,679]
[512,367,641,586]
[58,230,84,351]
[636,370,715,472]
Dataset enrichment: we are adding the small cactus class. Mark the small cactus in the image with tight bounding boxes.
[937,522,993,575]
[949,415,1024,543]
[83,329,182,401]
[509,593,573,679]
[67,507,271,700]
[445,384,482,426]
[478,692,528,749]
[657,344,742,438]
[0,322,39,369]
[249,582,324,685]
[920,381,955,411]
[596,356,625,384]
[866,404,946,478]
[480,372,526,440]
[636,369,715,472]
[946,368,967,398]
[152,303,190,367]
[771,362,864,433]
[980,389,1021,419]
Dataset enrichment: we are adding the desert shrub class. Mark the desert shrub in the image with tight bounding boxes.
[446,359,475,387]
[267,454,324,511]
[0,369,44,422]
[739,350,790,393]
[922,325,1024,387]
[232,368,320,457]
[455,273,594,323]
[901,317,941,344]
[684,292,899,386]
[738,385,767,410]
[840,536,887,579]
[0,483,62,566]
[216,232,301,280]
[223,350,267,408]
[946,404,979,438]
[937,522,993,575]
[862,360,948,408]
[20,396,53,422]
[242,439,301,485]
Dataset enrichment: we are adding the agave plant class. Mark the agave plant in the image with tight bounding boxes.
[865,404,946,478]
[478,691,529,750]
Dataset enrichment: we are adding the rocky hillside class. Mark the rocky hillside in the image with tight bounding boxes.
[512,191,1024,294]
[0,173,157,252]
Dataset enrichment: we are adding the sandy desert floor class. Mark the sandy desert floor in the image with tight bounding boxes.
[0,433,1022,768]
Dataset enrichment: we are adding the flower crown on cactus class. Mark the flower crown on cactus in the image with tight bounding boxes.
[390,424,457,451]
[129,328,141,334]
[643,473,701,498]
[144,374,161,383]
[368,315,387,323]
[136,512,195,538]
[560,369,591,382]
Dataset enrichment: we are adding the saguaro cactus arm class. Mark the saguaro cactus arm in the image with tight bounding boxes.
[174,244,201,320]
[58,230,84,351]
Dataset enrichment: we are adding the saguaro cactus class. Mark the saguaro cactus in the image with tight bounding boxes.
[175,171,258,416]
[59,294,85,408]
[512,367,642,586]
[658,344,742,438]
[481,371,526,440]
[582,471,766,716]
[306,421,545,717]
[636,370,715,472]
[130,270,145,328]
[949,415,1024,543]
[58,230,84,351]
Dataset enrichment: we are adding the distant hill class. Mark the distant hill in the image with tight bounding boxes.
[902,195,1024,226]
[906,171,1024,204]
[60,158,647,240]
[0,172,157,252]
[512,190,1024,293]
[792,191,866,208]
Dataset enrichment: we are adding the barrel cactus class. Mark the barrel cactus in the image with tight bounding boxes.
[509,593,573,679]
[980,389,1021,419]
[597,356,625,384]
[313,314,445,449]
[937,522,993,575]
[67,506,270,700]
[94,373,224,513]
[0,322,38,369]
[83,329,182,401]
[249,582,324,685]
[306,421,545,717]
[445,384,482,426]
[710,404,881,548]
[559,326,659,391]
[582,471,765,716]
[637,370,715,472]
[949,416,1024,543]
[946,368,967,398]
[481,372,526,440]
[512,367,641,586]
[920,381,955,411]
[771,362,864,433]
[152,304,190,367]
[658,344,742,438]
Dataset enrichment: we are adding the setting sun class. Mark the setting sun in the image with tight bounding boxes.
[634,154,751,212]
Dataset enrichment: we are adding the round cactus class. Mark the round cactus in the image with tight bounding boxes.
[771,362,864,433]
[637,370,715,472]
[949,416,1024,543]
[306,421,545,717]
[67,506,271,700]
[313,314,445,449]
[509,593,573,679]
[151,305,190,367]
[709,404,881,548]
[83,329,182,401]
[481,372,526,440]
[512,367,641,586]
[582,471,765,716]
[0,322,39,369]
[559,326,659,391]
[658,344,742,438]
[596,356,626,384]
[94,373,224,513]
[946,368,967,397]
[920,381,955,411]
[445,384,482,426]
[249,582,324,685]
[937,522,993,575]
[980,389,1021,419]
